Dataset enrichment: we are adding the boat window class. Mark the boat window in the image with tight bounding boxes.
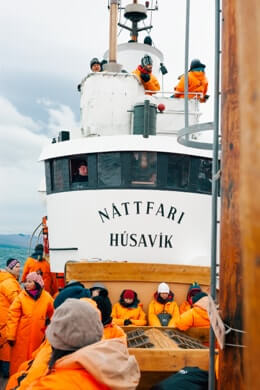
[197,158,212,193]
[70,157,88,189]
[45,160,52,195]
[51,158,70,193]
[45,152,216,195]
[167,154,190,190]
[131,151,157,186]
[97,152,121,187]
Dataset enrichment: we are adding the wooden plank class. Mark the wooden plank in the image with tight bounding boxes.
[128,348,209,372]
[144,328,179,349]
[237,1,260,389]
[65,262,210,285]
[219,1,244,388]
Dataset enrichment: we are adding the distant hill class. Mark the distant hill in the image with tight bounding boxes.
[0,234,39,249]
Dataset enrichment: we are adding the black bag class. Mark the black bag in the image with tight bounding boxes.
[150,366,208,390]
[157,312,172,326]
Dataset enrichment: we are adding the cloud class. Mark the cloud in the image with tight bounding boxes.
[0,0,216,234]
[0,96,79,233]
[0,96,39,131]
[38,99,79,136]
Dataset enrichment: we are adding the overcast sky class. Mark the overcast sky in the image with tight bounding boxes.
[0,0,215,234]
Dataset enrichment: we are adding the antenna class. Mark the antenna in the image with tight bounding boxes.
[118,1,158,42]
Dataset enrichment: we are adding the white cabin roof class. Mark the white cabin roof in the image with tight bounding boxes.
[39,134,213,161]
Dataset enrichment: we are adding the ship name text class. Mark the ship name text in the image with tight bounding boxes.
[110,232,173,248]
[98,201,185,224]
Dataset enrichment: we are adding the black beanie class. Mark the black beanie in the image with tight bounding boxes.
[35,244,44,253]
[92,295,112,326]
[192,292,208,304]
[54,285,91,309]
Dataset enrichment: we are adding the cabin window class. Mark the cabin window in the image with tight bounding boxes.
[45,152,216,196]
[197,158,212,193]
[45,160,52,194]
[70,157,88,189]
[51,158,70,192]
[130,151,157,186]
[167,154,190,190]
[97,152,121,187]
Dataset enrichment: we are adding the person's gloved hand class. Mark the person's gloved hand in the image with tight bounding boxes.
[204,94,210,100]
[140,73,150,82]
[7,340,15,347]
[124,319,132,325]
[77,84,81,92]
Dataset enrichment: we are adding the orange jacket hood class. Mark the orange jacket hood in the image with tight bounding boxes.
[0,270,16,283]
[56,338,140,390]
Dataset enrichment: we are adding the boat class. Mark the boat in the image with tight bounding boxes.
[40,2,215,273]
[38,1,215,388]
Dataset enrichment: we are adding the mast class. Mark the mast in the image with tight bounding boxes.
[236,0,260,388]
[105,0,122,72]
[218,0,244,388]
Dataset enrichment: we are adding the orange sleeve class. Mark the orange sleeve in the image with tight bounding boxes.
[111,303,124,326]
[145,74,160,92]
[148,301,161,326]
[179,301,191,314]
[6,295,22,341]
[174,75,185,93]
[132,68,140,80]
[3,279,21,305]
[174,308,194,331]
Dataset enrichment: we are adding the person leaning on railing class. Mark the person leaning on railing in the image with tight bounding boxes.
[174,58,209,103]
[132,54,160,95]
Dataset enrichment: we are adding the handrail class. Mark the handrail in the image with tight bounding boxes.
[143,90,204,99]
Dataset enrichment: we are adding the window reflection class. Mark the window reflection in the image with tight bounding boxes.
[198,159,212,193]
[98,152,121,187]
[52,159,67,192]
[167,154,190,190]
[131,152,157,185]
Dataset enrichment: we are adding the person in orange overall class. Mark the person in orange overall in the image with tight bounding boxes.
[132,54,160,95]
[0,258,21,378]
[179,282,202,314]
[25,299,140,390]
[174,292,210,331]
[174,59,209,103]
[112,289,147,326]
[92,295,126,342]
[6,283,95,390]
[6,272,53,375]
[21,244,58,296]
[148,282,180,327]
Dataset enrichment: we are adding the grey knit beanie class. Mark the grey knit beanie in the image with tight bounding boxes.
[46,298,103,351]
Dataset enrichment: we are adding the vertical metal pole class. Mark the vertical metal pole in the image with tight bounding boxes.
[209,0,221,389]
[184,0,190,131]
[143,100,149,138]
[109,0,118,63]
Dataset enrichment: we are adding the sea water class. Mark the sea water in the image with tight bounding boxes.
[0,245,28,269]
